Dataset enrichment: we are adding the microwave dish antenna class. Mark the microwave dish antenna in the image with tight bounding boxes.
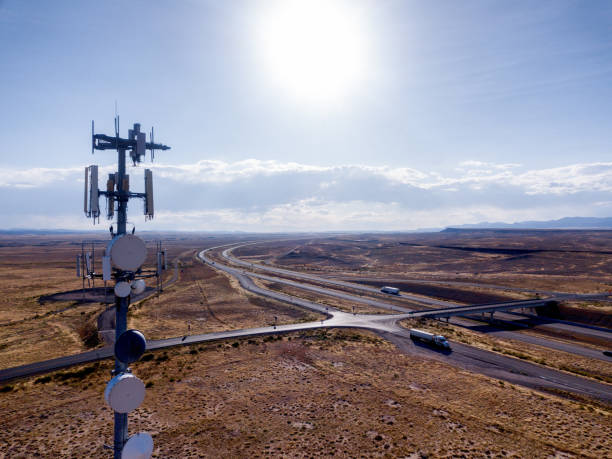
[115,330,147,365]
[105,373,146,414]
[108,234,147,272]
[122,432,154,459]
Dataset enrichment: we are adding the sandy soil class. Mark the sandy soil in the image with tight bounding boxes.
[0,234,265,368]
[0,329,610,458]
[234,231,612,294]
[1,231,611,459]
[129,253,322,340]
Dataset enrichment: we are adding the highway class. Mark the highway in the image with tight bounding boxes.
[1,242,611,406]
[221,245,612,343]
[197,246,612,403]
[214,244,611,361]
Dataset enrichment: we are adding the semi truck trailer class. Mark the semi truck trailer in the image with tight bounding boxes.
[381,286,400,295]
[409,329,451,349]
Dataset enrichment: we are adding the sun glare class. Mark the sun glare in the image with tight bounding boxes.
[253,0,371,110]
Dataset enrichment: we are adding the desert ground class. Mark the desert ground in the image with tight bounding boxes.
[0,230,611,457]
[233,230,612,296]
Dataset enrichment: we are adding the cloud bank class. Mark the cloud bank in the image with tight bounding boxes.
[1,160,611,231]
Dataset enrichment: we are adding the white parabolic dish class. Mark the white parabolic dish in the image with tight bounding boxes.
[114,281,132,298]
[108,234,147,271]
[104,373,145,413]
[122,432,154,459]
[131,279,146,294]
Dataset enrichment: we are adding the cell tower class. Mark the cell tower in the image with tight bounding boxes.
[86,116,170,459]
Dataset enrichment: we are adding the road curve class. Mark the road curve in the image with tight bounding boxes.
[216,244,611,361]
[199,247,612,404]
[2,244,611,407]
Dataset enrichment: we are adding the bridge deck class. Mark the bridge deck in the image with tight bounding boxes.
[411,299,552,319]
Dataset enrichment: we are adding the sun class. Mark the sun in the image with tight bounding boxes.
[252,0,371,110]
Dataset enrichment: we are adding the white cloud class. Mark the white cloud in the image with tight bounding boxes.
[0,166,82,188]
[457,160,521,170]
[0,159,611,230]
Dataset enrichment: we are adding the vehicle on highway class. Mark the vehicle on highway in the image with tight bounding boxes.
[603,350,612,357]
[381,286,400,295]
[409,329,451,349]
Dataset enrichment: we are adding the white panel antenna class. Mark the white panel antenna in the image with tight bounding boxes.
[83,167,89,214]
[85,252,92,275]
[144,169,154,220]
[76,255,81,278]
[102,256,112,281]
[86,165,100,221]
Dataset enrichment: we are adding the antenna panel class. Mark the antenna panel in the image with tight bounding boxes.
[122,174,130,193]
[107,174,115,220]
[89,165,100,219]
[102,256,111,281]
[84,167,89,215]
[136,132,146,158]
[76,255,81,277]
[144,169,154,219]
[85,252,92,274]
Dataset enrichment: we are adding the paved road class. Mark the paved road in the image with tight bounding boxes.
[198,247,612,404]
[215,244,612,361]
[335,276,563,296]
[2,243,611,406]
[221,244,612,345]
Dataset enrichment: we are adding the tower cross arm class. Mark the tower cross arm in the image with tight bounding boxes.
[93,134,170,152]
[145,142,171,151]
[93,134,134,150]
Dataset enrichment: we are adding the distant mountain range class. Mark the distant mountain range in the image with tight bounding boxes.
[1,216,611,235]
[445,216,612,231]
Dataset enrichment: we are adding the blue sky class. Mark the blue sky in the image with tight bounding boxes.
[0,0,611,231]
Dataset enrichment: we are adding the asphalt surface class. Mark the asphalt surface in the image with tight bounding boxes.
[217,244,611,361]
[221,245,612,347]
[2,242,611,407]
[198,246,612,404]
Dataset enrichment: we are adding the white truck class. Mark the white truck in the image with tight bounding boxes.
[380,286,400,295]
[409,329,451,349]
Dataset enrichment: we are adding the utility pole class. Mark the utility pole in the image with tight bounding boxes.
[87,117,170,458]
